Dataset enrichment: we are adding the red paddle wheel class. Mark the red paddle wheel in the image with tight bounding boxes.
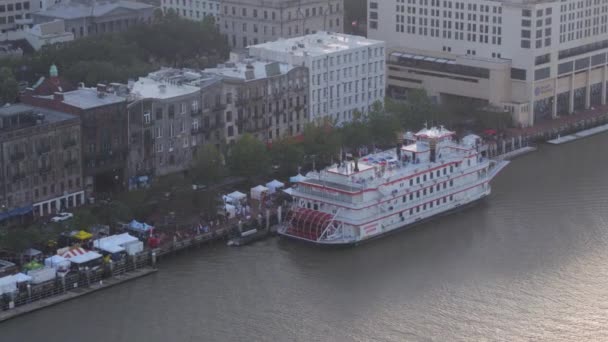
[285,208,333,241]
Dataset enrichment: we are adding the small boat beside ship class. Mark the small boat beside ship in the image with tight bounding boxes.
[278,126,509,245]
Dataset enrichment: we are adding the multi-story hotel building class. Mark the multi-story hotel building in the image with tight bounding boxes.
[248,31,386,125]
[161,0,220,23]
[219,0,344,49]
[369,0,608,127]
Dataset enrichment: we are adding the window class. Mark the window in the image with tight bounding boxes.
[144,111,151,124]
[157,142,163,152]
[156,126,162,138]
[181,103,187,114]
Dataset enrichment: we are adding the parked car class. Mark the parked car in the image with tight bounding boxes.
[51,212,73,222]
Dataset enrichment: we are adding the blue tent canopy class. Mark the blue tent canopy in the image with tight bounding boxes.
[129,220,153,232]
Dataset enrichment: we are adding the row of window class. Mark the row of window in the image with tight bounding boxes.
[0,2,29,13]
[400,195,454,217]
[223,3,340,20]
[400,179,455,204]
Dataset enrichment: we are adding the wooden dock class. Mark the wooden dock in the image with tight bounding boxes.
[0,267,157,323]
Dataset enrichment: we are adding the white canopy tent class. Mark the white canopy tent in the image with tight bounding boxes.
[282,187,295,196]
[44,255,71,271]
[250,185,269,200]
[12,273,32,283]
[224,204,236,218]
[228,191,247,202]
[266,179,285,193]
[69,251,103,265]
[0,275,17,295]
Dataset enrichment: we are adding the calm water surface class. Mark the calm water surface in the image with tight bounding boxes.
[3,134,608,342]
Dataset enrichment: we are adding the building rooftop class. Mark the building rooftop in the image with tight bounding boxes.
[130,76,201,100]
[204,60,296,81]
[0,104,77,132]
[147,68,222,89]
[249,31,384,57]
[57,87,126,109]
[34,0,155,20]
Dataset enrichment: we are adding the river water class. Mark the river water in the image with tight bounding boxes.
[3,134,608,342]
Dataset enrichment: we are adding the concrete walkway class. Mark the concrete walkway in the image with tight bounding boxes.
[494,146,537,161]
[547,123,608,145]
[0,267,157,323]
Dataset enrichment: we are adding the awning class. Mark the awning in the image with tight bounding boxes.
[0,204,33,221]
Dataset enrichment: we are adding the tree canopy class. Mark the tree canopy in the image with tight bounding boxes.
[7,13,229,87]
[228,134,271,179]
[0,67,18,105]
[192,144,224,185]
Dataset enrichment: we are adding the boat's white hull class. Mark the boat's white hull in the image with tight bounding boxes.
[278,187,491,246]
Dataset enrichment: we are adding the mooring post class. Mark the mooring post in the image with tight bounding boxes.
[151,251,157,268]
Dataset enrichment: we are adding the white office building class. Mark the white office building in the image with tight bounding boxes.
[369,0,608,127]
[161,0,220,22]
[249,31,386,125]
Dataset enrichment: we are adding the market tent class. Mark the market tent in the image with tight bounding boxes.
[228,191,247,201]
[266,179,285,193]
[129,220,154,232]
[12,273,32,283]
[222,195,234,204]
[0,275,17,295]
[22,248,42,257]
[289,174,307,183]
[282,187,295,196]
[69,251,102,264]
[44,255,71,270]
[60,247,88,259]
[23,261,43,271]
[224,204,236,218]
[73,230,93,241]
[250,185,268,200]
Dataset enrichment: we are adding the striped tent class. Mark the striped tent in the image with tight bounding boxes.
[60,247,88,259]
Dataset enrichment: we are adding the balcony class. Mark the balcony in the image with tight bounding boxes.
[64,159,79,168]
[212,103,226,111]
[63,139,78,149]
[10,152,25,161]
[38,165,52,175]
[12,173,26,182]
[37,145,51,155]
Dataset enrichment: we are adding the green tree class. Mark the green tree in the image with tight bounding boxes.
[0,67,18,105]
[367,101,402,147]
[270,137,305,177]
[339,110,371,151]
[228,134,270,179]
[192,144,224,184]
[302,119,341,168]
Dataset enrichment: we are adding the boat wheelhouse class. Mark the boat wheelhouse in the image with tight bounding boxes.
[278,126,509,245]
